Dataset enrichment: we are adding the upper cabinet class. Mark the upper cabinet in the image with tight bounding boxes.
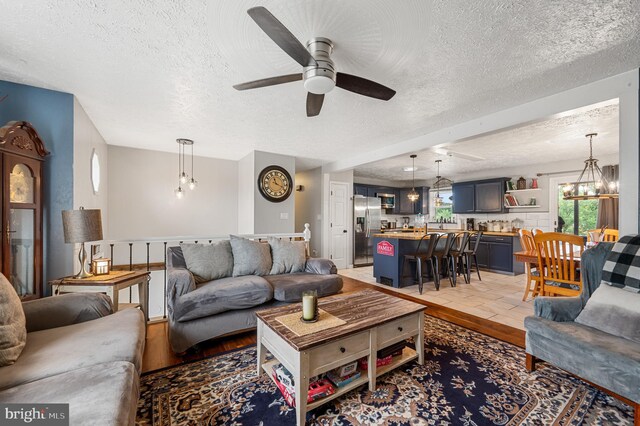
[451,183,475,213]
[396,187,428,215]
[452,178,509,214]
[353,184,428,215]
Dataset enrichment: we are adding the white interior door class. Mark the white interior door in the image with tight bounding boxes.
[330,182,348,269]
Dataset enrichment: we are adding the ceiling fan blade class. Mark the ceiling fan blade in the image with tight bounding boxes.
[335,73,396,101]
[306,93,324,117]
[247,7,317,67]
[233,73,302,91]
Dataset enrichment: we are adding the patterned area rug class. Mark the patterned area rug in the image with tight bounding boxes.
[136,315,633,425]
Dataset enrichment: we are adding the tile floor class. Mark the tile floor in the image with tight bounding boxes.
[339,266,533,330]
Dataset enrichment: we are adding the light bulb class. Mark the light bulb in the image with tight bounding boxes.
[608,181,617,190]
[188,178,197,190]
[179,172,189,184]
[175,186,185,199]
[407,189,419,202]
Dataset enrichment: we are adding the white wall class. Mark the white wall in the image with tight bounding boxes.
[295,167,322,257]
[73,98,109,270]
[73,98,109,220]
[237,151,255,234]
[253,151,296,234]
[107,146,238,239]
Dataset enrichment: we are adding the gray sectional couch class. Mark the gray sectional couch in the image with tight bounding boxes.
[166,243,343,353]
[0,293,145,425]
[525,242,640,420]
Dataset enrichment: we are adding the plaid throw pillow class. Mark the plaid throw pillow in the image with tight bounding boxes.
[601,234,640,293]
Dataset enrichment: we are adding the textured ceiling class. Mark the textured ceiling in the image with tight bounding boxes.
[0,1,638,168]
[354,102,620,181]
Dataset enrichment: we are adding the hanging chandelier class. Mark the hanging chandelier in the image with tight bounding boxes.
[433,159,453,206]
[175,138,197,198]
[562,133,618,200]
[407,154,420,202]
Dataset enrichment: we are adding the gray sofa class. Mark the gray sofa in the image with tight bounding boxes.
[166,245,343,353]
[0,293,145,426]
[524,242,639,421]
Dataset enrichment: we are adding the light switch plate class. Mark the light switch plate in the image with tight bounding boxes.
[280,213,289,220]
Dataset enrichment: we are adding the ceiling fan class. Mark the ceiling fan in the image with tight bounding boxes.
[233,7,396,117]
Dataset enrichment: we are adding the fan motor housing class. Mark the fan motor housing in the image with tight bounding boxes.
[303,37,336,94]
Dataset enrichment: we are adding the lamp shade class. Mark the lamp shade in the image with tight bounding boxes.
[62,208,103,243]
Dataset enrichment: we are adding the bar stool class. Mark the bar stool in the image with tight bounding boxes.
[449,232,471,284]
[432,232,457,287]
[401,233,442,293]
[464,231,483,281]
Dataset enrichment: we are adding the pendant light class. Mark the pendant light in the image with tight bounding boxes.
[562,133,618,200]
[407,154,419,202]
[433,159,453,206]
[175,138,196,198]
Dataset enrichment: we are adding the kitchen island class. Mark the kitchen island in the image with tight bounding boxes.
[372,230,522,288]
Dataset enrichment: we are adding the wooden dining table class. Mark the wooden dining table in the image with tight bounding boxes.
[513,249,583,265]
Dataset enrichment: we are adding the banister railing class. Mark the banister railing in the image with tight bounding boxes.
[89,224,311,321]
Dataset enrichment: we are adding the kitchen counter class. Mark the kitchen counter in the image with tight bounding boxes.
[375,229,519,239]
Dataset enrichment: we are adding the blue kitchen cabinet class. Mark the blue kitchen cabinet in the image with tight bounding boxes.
[475,181,506,213]
[470,235,524,275]
[354,184,368,196]
[452,183,475,213]
[452,178,509,213]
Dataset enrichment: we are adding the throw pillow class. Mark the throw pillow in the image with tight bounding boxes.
[575,284,640,344]
[180,241,234,283]
[0,273,27,366]
[601,234,640,293]
[268,238,306,275]
[229,235,272,277]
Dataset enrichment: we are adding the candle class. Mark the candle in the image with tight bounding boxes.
[302,291,317,321]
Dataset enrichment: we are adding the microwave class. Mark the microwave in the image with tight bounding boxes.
[376,193,396,209]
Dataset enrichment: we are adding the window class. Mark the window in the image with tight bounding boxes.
[557,184,598,235]
[431,188,453,221]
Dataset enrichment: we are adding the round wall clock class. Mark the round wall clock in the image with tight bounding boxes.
[258,165,293,202]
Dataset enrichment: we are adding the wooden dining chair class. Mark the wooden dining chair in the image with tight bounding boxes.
[401,233,442,293]
[532,228,544,236]
[533,232,584,297]
[587,229,619,242]
[519,229,542,301]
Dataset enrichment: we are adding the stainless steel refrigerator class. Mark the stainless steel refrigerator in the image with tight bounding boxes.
[353,196,382,266]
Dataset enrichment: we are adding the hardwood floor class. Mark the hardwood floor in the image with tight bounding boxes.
[142,276,525,373]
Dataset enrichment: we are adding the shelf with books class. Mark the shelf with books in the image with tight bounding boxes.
[262,346,418,410]
[505,188,541,193]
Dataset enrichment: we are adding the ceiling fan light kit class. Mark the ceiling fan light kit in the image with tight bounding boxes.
[234,7,396,117]
[303,38,336,94]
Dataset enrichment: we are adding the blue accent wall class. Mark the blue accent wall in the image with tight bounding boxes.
[0,80,74,292]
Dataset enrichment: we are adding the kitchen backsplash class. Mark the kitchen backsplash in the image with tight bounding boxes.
[382,212,554,232]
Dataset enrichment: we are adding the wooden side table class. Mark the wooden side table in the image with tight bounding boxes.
[49,270,150,319]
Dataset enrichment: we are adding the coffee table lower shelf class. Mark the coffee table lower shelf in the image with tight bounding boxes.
[262,347,418,411]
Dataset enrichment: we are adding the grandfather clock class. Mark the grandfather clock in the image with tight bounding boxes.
[0,121,48,299]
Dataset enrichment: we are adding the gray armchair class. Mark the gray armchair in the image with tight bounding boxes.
[524,242,640,423]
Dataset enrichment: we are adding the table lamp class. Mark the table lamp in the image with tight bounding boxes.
[62,207,103,278]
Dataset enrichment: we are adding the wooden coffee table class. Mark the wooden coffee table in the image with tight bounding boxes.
[256,289,425,426]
